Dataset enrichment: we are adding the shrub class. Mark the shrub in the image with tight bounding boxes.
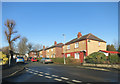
[108,54,120,64]
[51,58,64,64]
[36,57,42,61]
[85,52,106,64]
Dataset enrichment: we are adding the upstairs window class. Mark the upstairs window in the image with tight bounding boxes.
[47,50,49,52]
[67,45,70,50]
[98,42,100,46]
[51,49,53,51]
[75,42,79,48]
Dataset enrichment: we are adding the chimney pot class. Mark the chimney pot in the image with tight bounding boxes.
[54,41,57,45]
[77,32,82,38]
[43,46,45,49]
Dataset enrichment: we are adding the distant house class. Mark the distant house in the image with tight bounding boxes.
[62,32,106,63]
[45,41,63,58]
[38,46,46,58]
[28,50,39,58]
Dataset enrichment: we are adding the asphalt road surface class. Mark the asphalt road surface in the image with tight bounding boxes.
[2,62,119,84]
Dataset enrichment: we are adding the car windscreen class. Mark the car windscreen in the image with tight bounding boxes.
[17,57,24,59]
[45,58,50,59]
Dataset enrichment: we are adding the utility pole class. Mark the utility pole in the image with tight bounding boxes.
[63,34,66,64]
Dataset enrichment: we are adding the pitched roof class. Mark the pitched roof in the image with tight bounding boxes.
[45,43,64,50]
[65,33,106,45]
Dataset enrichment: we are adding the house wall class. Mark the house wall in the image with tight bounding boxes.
[63,40,86,53]
[46,48,55,58]
[55,47,63,58]
[87,39,106,56]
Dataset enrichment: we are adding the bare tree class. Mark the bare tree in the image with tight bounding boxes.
[113,39,119,50]
[4,19,20,65]
[33,44,43,50]
[18,37,28,54]
[27,43,33,52]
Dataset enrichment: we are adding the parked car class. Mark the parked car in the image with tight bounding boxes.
[31,57,38,62]
[16,56,25,63]
[40,58,53,64]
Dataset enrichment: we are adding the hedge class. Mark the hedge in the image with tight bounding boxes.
[85,52,106,64]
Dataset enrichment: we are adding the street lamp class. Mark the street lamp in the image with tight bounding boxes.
[62,34,66,64]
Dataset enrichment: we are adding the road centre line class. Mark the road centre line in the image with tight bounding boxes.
[52,75,58,77]
[45,76,52,79]
[72,80,82,83]
[54,78,62,81]
[38,74,43,76]
[61,77,69,80]
[45,73,50,75]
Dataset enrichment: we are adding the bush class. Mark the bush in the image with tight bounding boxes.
[85,52,106,64]
[36,57,42,61]
[108,54,120,64]
[51,58,64,64]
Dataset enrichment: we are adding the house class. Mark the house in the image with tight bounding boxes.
[62,32,106,63]
[28,50,39,58]
[45,41,63,58]
[38,46,46,58]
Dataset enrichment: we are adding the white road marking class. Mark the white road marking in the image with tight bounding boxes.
[38,74,43,76]
[61,77,69,80]
[66,81,75,84]
[45,73,50,75]
[35,71,39,72]
[54,78,62,81]
[39,72,43,73]
[33,73,38,75]
[29,71,33,73]
[52,75,58,77]
[45,76,52,79]
[72,80,82,83]
[26,70,29,72]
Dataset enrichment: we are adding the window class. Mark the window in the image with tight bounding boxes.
[75,53,79,59]
[47,50,49,52]
[98,42,100,46]
[67,54,70,57]
[51,49,53,51]
[47,55,49,58]
[67,45,70,49]
[34,52,36,54]
[75,42,79,48]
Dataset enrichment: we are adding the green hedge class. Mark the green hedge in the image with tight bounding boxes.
[85,52,107,64]
[108,54,120,64]
[36,57,42,61]
[52,56,81,64]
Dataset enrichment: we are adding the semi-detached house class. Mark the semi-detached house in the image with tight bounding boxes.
[45,41,63,58]
[62,32,106,63]
[39,46,46,58]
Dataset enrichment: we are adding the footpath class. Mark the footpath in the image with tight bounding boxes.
[2,63,26,79]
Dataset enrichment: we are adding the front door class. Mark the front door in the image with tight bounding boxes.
[80,52,84,63]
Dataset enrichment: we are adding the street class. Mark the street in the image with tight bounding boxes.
[2,62,119,83]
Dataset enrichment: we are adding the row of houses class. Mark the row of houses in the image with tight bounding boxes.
[28,32,107,63]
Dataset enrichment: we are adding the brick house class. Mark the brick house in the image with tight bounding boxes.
[63,32,106,63]
[28,50,39,58]
[38,46,46,58]
[45,41,63,58]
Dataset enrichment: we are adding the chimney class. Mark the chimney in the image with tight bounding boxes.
[43,46,45,49]
[77,32,82,38]
[54,41,57,45]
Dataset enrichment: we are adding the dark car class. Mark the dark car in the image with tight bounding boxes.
[40,58,53,64]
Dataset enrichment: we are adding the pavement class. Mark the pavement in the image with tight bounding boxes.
[2,62,119,84]
[2,62,27,79]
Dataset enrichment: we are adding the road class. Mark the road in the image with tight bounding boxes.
[2,62,119,84]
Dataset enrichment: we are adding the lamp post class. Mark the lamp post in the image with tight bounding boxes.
[63,34,66,64]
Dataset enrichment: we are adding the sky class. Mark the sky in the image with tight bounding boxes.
[2,2,118,48]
